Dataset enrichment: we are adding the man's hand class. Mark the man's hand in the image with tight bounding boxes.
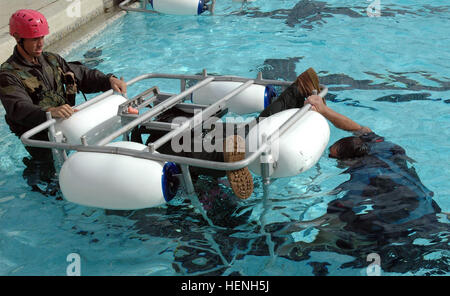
[46,104,77,119]
[306,95,327,113]
[110,76,127,95]
[356,126,372,135]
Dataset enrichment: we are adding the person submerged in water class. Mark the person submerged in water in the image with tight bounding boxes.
[271,95,448,274]
[306,93,441,228]
[328,132,440,227]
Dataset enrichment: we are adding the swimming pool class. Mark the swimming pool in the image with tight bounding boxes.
[0,0,449,276]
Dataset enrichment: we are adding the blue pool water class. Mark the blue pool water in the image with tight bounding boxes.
[0,0,449,275]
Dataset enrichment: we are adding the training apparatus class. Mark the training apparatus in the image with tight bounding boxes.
[150,0,206,15]
[119,0,216,15]
[21,70,329,210]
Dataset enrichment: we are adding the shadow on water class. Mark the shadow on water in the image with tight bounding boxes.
[259,58,450,92]
[76,47,104,69]
[233,0,449,29]
[106,176,258,275]
[257,57,449,110]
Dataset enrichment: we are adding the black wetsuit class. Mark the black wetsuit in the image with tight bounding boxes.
[327,133,440,240]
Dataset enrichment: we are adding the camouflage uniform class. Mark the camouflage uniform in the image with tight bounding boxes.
[0,46,113,138]
[0,46,114,193]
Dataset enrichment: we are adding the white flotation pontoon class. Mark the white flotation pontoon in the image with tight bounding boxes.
[21,70,330,210]
[119,0,216,15]
[192,82,277,114]
[247,108,330,178]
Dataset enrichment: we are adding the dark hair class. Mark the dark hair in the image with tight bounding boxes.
[330,136,369,160]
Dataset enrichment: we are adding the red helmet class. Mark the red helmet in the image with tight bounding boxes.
[9,9,49,39]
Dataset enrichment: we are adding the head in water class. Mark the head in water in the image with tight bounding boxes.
[329,136,370,160]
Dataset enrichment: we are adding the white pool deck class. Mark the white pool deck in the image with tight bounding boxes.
[0,0,128,63]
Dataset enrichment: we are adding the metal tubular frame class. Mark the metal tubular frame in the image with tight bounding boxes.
[20,71,327,193]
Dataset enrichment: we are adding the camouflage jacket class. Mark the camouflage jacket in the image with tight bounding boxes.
[0,46,113,137]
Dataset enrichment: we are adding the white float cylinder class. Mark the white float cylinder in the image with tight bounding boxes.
[246,108,330,178]
[150,0,206,15]
[192,81,277,114]
[59,141,180,210]
[53,94,127,145]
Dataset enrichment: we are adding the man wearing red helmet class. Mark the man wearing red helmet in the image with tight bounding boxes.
[0,9,127,194]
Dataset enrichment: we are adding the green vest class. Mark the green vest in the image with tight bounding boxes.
[1,52,69,110]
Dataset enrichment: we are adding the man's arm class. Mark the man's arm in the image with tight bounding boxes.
[0,72,76,127]
[55,54,126,95]
[306,94,372,134]
[0,73,47,130]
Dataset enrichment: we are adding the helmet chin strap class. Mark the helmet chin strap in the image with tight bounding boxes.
[17,38,38,63]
